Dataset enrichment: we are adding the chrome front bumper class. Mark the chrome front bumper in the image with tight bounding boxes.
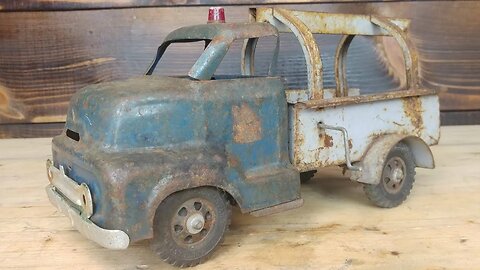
[46,159,130,250]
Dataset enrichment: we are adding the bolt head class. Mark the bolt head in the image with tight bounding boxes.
[193,220,203,230]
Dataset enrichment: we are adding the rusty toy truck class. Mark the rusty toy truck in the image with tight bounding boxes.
[45,7,440,267]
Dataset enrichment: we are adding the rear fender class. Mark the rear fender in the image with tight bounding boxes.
[350,134,434,184]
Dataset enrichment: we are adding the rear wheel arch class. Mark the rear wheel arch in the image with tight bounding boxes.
[400,136,435,169]
[351,134,434,184]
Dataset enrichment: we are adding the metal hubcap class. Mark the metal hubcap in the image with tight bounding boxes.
[171,198,214,246]
[186,213,205,234]
[382,157,406,194]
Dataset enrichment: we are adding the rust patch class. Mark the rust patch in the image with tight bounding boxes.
[293,107,310,168]
[323,133,333,148]
[232,102,262,144]
[227,154,240,168]
[301,89,435,110]
[402,96,424,133]
[348,138,353,149]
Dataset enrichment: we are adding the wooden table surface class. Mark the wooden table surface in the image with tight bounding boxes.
[1,126,479,269]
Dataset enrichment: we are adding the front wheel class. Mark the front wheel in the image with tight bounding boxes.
[363,143,416,208]
[151,187,231,267]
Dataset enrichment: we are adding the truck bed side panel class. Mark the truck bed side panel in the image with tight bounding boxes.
[290,94,440,171]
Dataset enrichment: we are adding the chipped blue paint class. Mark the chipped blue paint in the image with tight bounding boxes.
[51,23,299,243]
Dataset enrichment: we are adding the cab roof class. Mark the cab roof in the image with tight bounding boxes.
[147,22,279,80]
[164,22,279,42]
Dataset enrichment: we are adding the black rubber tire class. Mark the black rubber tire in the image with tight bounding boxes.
[363,143,416,208]
[151,187,231,267]
[300,170,317,184]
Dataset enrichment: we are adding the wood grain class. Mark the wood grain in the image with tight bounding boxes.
[0,2,479,136]
[441,111,480,126]
[373,3,480,111]
[1,125,479,269]
[0,123,64,139]
[0,6,399,125]
[0,0,424,12]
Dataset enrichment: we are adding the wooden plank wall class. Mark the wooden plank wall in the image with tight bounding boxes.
[0,2,479,138]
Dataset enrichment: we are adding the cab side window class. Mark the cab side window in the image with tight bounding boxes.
[153,41,205,76]
[252,35,278,76]
[215,39,244,77]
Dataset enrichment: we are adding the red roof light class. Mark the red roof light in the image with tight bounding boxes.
[208,7,225,23]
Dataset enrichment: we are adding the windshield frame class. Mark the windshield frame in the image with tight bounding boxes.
[145,23,279,80]
[145,39,209,77]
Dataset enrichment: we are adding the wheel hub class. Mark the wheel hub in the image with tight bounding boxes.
[382,156,406,193]
[186,213,205,234]
[391,167,404,183]
[171,198,214,246]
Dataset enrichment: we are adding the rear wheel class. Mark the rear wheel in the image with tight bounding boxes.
[363,143,415,208]
[151,187,231,267]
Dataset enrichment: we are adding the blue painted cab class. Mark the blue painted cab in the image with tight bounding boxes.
[51,23,301,242]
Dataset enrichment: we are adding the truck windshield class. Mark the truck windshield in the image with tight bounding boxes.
[146,35,278,80]
[145,40,209,77]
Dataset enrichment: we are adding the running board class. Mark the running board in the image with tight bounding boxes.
[249,198,304,217]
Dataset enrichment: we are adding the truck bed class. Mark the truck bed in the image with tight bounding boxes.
[289,89,440,171]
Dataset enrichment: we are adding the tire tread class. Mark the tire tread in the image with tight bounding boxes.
[151,187,231,267]
[363,143,416,208]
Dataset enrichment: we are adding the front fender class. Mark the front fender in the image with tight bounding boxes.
[350,134,435,184]
[100,145,242,243]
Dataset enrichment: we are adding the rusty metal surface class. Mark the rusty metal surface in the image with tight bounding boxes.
[334,34,355,97]
[46,159,93,218]
[52,74,301,243]
[45,183,130,250]
[317,123,361,171]
[402,94,424,133]
[241,10,280,77]
[146,22,279,80]
[255,8,410,36]
[250,7,417,103]
[370,15,418,90]
[269,8,323,99]
[291,94,440,172]
[278,6,441,173]
[163,22,278,42]
[301,88,436,109]
[249,198,303,217]
[232,102,262,144]
[349,134,435,185]
[47,8,440,253]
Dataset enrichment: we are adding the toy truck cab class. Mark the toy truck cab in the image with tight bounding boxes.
[46,21,302,265]
[46,7,440,268]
